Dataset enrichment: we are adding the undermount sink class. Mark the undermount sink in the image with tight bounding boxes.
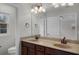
[29,39,39,42]
[29,39,40,42]
[53,43,71,49]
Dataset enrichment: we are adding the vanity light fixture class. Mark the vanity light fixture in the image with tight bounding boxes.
[54,4,59,8]
[31,4,46,14]
[67,3,74,6]
[52,3,59,8]
[61,3,66,6]
[52,3,74,8]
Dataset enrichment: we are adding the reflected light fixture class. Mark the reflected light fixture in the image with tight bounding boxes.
[61,3,66,6]
[52,3,59,8]
[54,4,59,8]
[31,4,46,14]
[68,3,74,6]
[52,3,74,8]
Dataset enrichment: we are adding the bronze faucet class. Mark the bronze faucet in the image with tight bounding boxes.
[61,37,67,44]
[35,34,40,40]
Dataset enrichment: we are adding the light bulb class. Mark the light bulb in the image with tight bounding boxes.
[34,11,38,14]
[38,9,42,12]
[39,6,43,10]
[42,8,46,12]
[61,3,66,6]
[52,3,59,8]
[54,4,59,8]
[38,6,42,12]
[31,9,34,12]
[68,3,74,6]
[34,6,38,10]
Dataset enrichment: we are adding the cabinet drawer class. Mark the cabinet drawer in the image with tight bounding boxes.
[21,41,35,48]
[56,50,78,55]
[26,42,35,48]
[36,45,44,51]
[45,47,58,55]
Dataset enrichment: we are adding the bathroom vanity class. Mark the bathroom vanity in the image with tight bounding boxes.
[21,37,79,55]
[21,10,79,55]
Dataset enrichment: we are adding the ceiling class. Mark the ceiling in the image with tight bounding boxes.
[7,3,79,10]
[7,3,79,16]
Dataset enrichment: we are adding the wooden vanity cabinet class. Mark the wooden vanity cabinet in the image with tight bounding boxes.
[21,41,28,55]
[35,45,45,55]
[28,48,35,55]
[44,47,76,55]
[21,41,78,55]
[21,41,35,55]
[45,47,59,55]
[21,47,28,55]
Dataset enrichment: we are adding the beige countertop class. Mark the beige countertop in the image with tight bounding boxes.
[21,37,79,54]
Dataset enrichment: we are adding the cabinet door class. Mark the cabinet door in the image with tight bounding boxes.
[60,13,77,40]
[36,51,44,55]
[28,48,35,55]
[36,45,45,55]
[45,47,58,55]
[36,45,44,51]
[54,50,77,55]
[21,47,28,55]
[45,47,77,55]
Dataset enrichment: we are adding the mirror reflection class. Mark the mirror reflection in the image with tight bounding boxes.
[31,3,79,41]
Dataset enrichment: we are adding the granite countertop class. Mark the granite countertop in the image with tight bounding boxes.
[21,37,79,54]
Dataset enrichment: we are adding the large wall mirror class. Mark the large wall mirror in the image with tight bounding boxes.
[31,12,46,36]
[31,3,79,41]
